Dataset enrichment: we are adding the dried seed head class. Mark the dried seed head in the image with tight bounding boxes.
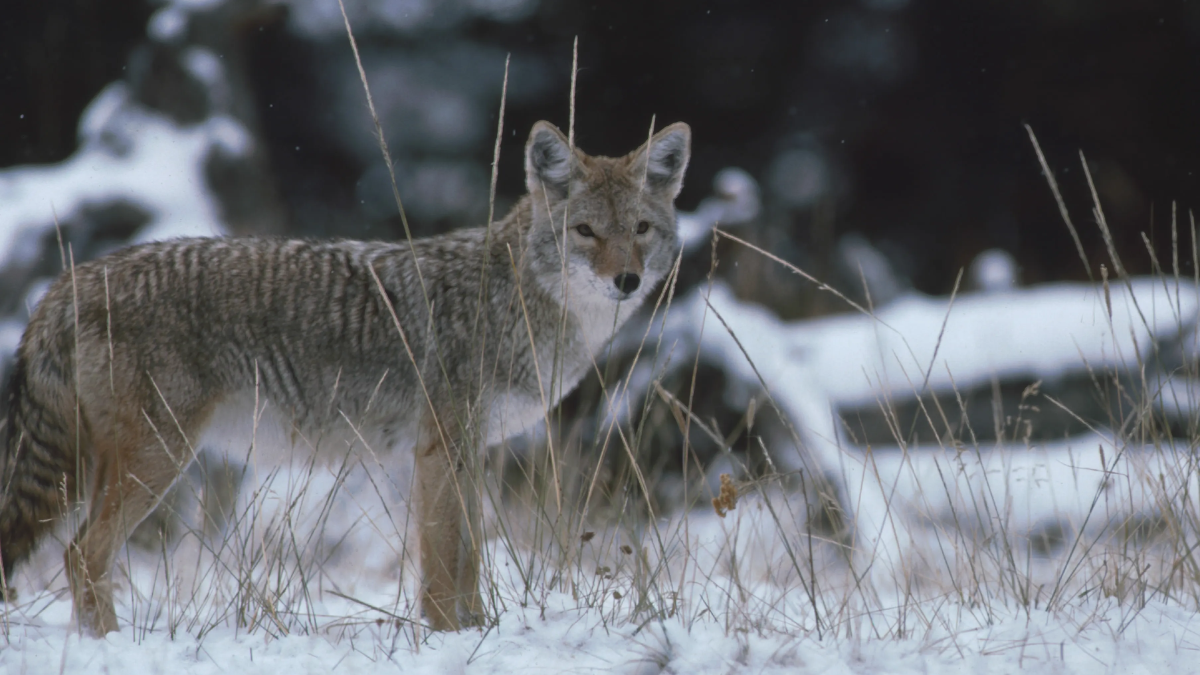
[712,473,738,518]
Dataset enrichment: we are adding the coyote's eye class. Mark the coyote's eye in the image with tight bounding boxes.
[575,223,595,237]
[635,221,651,234]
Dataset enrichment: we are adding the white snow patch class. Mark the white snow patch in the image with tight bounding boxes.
[0,83,232,269]
[148,6,189,43]
[677,167,759,252]
[970,247,1019,292]
[660,278,1196,415]
[182,47,231,111]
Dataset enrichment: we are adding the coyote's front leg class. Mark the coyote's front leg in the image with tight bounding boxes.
[455,450,484,627]
[414,413,481,630]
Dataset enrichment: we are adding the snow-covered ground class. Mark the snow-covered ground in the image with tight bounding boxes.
[6,587,1200,674]
[10,594,1197,674]
[5,474,1200,674]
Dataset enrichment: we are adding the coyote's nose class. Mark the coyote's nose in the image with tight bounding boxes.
[614,273,641,295]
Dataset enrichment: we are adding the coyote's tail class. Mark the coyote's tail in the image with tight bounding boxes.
[0,356,80,592]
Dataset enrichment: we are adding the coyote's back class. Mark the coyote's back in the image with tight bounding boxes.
[0,119,691,635]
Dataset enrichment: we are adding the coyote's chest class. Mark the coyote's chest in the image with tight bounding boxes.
[562,290,643,356]
[485,390,546,445]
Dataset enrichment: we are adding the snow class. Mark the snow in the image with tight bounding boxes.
[871,436,1199,549]
[670,278,1196,411]
[635,276,1198,491]
[677,168,759,252]
[182,48,231,109]
[148,6,189,43]
[969,248,1019,292]
[8,603,1197,673]
[0,82,232,270]
[5,495,1200,673]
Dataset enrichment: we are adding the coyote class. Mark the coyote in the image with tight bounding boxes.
[0,120,691,635]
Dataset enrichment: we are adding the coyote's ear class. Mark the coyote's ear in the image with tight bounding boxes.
[525,121,574,200]
[630,122,691,198]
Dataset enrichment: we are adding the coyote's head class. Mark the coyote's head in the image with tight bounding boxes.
[522,120,691,309]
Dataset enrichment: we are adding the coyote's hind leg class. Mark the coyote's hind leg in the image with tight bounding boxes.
[66,429,189,636]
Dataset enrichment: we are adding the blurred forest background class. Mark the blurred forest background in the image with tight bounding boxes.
[2,0,1198,314]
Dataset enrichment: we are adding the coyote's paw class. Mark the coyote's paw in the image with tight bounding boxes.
[459,609,486,629]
